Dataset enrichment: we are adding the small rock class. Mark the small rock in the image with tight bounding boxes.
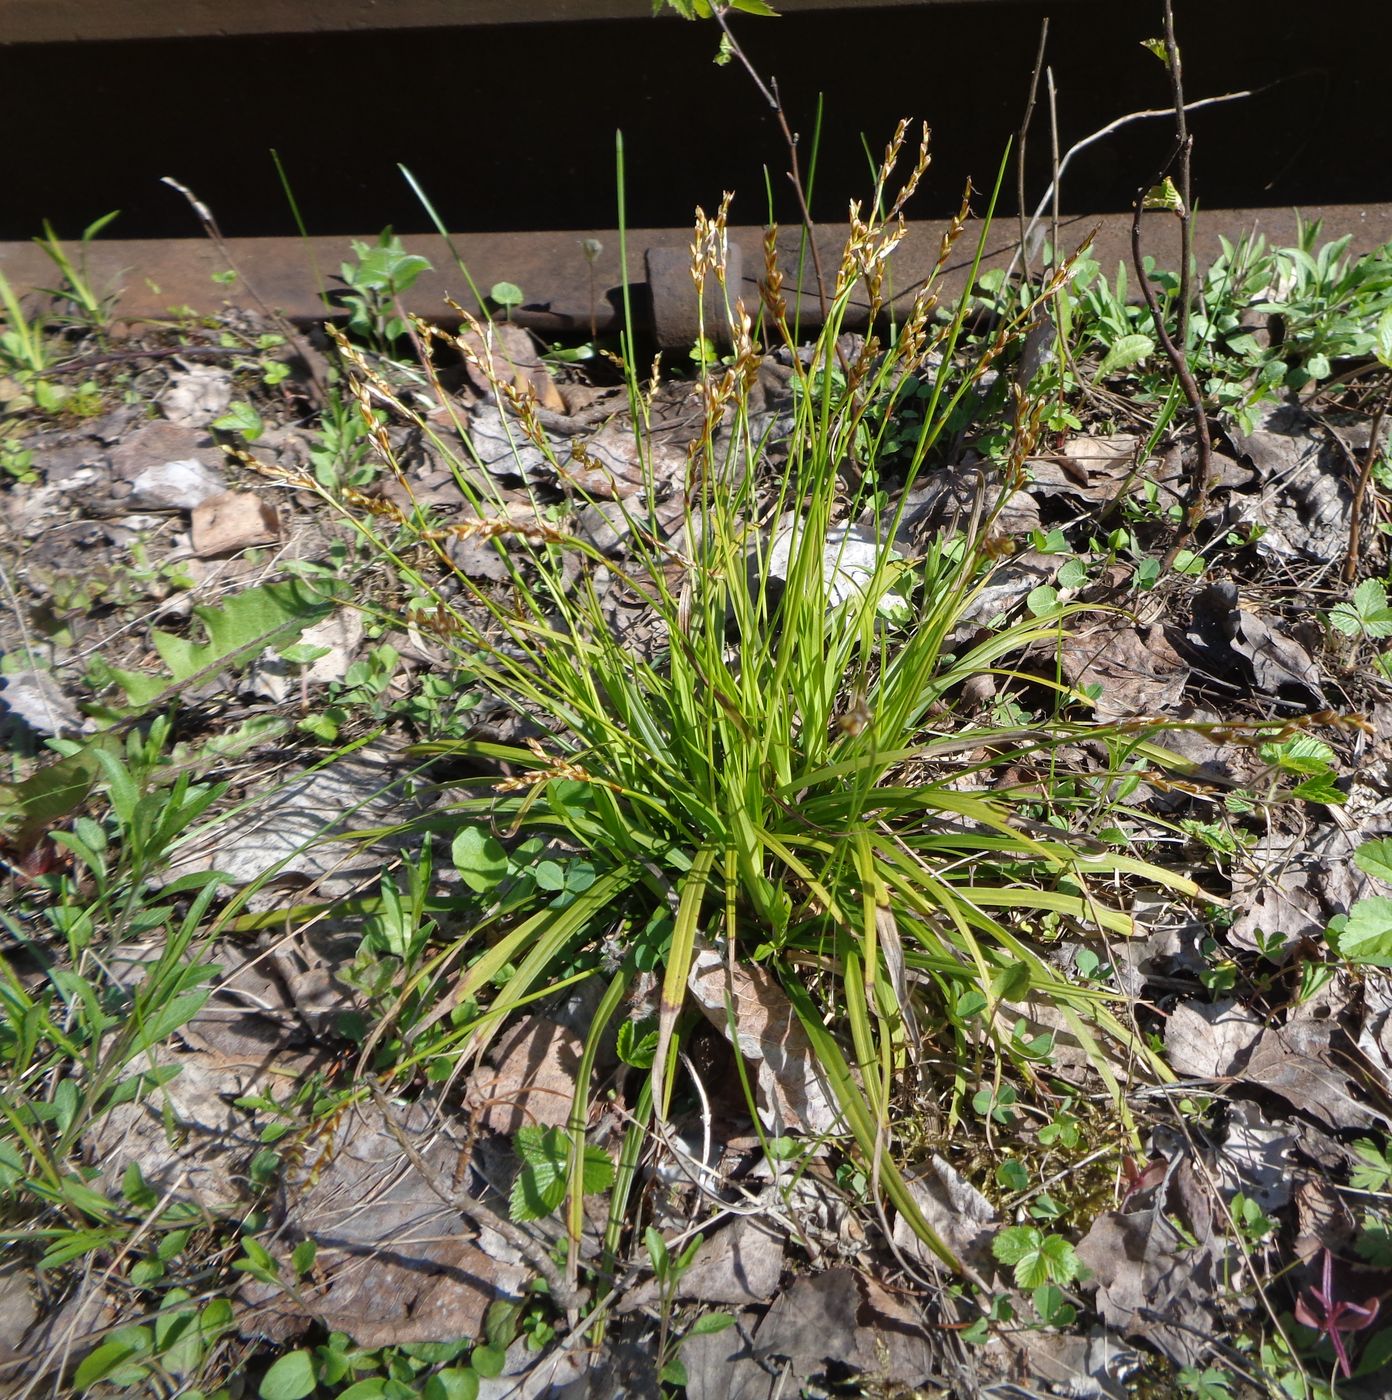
[191,491,280,557]
[162,364,234,426]
[0,669,90,737]
[108,420,221,482]
[129,458,227,511]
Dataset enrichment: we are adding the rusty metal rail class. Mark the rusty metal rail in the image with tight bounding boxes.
[2,206,1388,348]
[0,0,1053,44]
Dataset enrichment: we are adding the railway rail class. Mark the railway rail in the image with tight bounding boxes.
[1,0,1388,341]
[3,206,1390,349]
[2,0,1025,44]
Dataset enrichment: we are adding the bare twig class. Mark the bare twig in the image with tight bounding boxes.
[1015,18,1049,286]
[1165,0,1195,355]
[1132,2,1213,563]
[161,176,328,405]
[710,7,829,323]
[1345,384,1392,583]
[1047,67,1061,275]
[1003,86,1258,287]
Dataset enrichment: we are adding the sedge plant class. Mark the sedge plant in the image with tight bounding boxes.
[261,124,1199,1273]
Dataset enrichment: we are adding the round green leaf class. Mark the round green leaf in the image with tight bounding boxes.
[489,281,524,309]
[259,1349,318,1400]
[451,826,509,893]
[336,1380,391,1400]
[471,1343,507,1379]
[424,1369,480,1400]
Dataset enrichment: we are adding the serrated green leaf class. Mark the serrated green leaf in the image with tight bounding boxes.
[1356,839,1392,885]
[1143,178,1183,213]
[1336,896,1392,966]
[1330,603,1365,637]
[212,401,263,440]
[1354,578,1389,613]
[513,1124,562,1167]
[1291,770,1345,805]
[617,1018,659,1068]
[509,1159,566,1222]
[1262,735,1335,775]
[1039,1233,1081,1283]
[991,1225,1039,1265]
[581,1145,615,1195]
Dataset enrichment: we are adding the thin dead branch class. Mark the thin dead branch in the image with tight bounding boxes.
[161,176,328,407]
[710,6,829,325]
[1345,383,1392,583]
[1015,18,1049,286]
[1132,1,1213,563]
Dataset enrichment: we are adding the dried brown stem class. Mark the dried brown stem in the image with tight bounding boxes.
[1164,0,1195,354]
[1133,3,1212,564]
[1345,385,1392,584]
[1047,67,1061,275]
[711,7,829,323]
[1015,18,1050,285]
[160,176,328,406]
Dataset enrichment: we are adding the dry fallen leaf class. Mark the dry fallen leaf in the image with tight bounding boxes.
[190,491,281,557]
[1061,619,1188,721]
[892,1155,997,1278]
[243,1099,529,1347]
[1164,999,1264,1080]
[687,947,841,1137]
[750,1268,936,1387]
[1239,1018,1391,1132]
[1078,1160,1223,1370]
[463,1015,584,1137]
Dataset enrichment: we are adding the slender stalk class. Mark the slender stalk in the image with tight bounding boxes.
[711,7,829,323]
[1345,384,1391,584]
[1164,0,1195,355]
[1132,2,1212,561]
[160,176,327,405]
[1015,18,1049,286]
[1047,67,1061,275]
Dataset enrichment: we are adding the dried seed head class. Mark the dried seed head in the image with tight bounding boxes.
[936,180,974,273]
[342,487,407,525]
[760,224,787,324]
[690,190,736,294]
[887,123,932,223]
